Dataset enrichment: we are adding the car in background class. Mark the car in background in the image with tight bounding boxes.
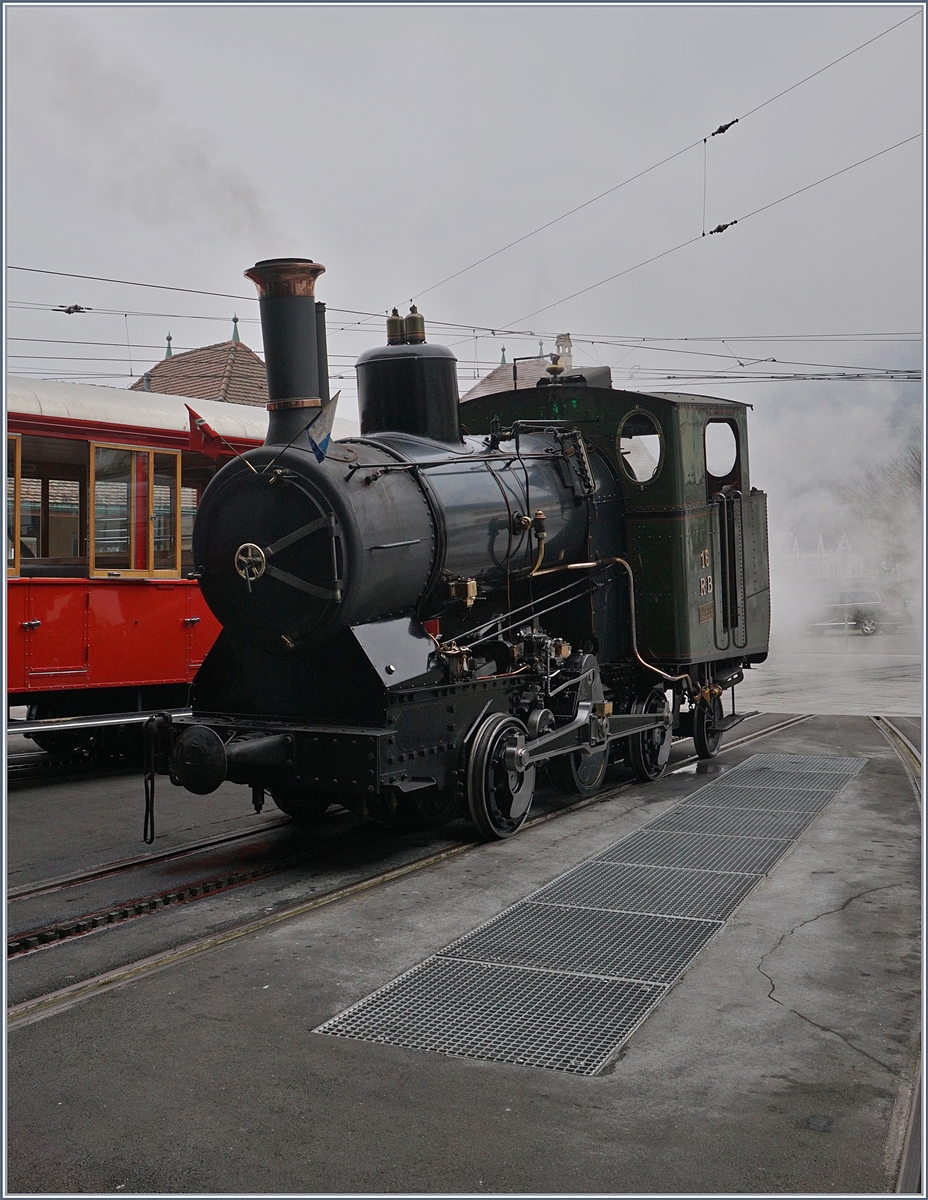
[808,588,909,635]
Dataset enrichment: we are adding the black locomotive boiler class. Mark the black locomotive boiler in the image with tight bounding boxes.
[161,257,770,839]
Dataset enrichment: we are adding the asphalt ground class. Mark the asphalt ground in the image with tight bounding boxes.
[5,714,794,1006]
[736,629,922,717]
[5,712,921,1195]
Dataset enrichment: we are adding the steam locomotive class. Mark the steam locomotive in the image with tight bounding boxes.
[157,258,769,840]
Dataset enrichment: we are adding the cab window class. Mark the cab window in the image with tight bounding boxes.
[618,412,662,483]
[705,419,741,496]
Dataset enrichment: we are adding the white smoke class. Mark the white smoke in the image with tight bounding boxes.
[8,20,295,250]
[748,379,922,641]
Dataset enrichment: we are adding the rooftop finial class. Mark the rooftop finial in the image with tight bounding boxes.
[164,332,173,359]
[500,346,507,365]
[232,314,240,343]
[538,340,544,357]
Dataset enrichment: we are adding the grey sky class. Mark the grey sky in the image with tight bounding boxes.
[4,4,924,553]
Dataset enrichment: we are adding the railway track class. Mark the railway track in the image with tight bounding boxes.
[869,715,922,1195]
[871,715,922,799]
[6,748,140,787]
[8,817,294,903]
[7,713,813,966]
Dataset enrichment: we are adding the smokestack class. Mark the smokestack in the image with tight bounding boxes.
[314,302,330,405]
[244,258,328,446]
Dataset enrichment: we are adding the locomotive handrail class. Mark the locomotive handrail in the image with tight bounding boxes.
[710,496,731,653]
[547,667,596,698]
[343,451,562,481]
[710,491,748,652]
[732,491,748,650]
[458,576,597,651]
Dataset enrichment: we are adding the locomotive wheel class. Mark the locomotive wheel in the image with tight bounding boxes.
[391,787,460,831]
[555,748,609,797]
[693,696,724,759]
[628,688,671,783]
[29,730,94,757]
[859,617,878,635]
[269,787,332,822]
[467,713,536,840]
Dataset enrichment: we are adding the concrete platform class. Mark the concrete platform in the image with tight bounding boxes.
[6,714,921,1194]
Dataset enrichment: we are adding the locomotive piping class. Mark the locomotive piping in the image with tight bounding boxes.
[596,557,697,697]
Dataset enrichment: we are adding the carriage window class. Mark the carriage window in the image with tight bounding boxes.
[93,447,134,570]
[15,435,88,574]
[705,420,738,479]
[7,435,21,575]
[618,412,662,483]
[180,485,199,570]
[153,454,179,570]
[91,445,181,576]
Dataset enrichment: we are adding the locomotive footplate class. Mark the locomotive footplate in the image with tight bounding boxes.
[170,714,389,802]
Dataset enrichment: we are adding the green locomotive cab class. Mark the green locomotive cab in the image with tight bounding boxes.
[461,379,770,761]
[613,393,770,668]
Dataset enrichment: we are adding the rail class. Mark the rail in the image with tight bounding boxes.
[870,715,921,1193]
[7,713,814,1023]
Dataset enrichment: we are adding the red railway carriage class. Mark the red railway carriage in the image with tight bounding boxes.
[6,377,267,753]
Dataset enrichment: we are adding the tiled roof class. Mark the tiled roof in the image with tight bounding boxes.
[130,340,268,407]
[460,357,552,402]
[460,357,614,402]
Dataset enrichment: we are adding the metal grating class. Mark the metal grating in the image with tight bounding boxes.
[442,901,720,985]
[722,765,861,791]
[532,859,761,921]
[315,752,866,1073]
[729,753,865,775]
[651,804,818,841]
[597,827,792,875]
[315,956,666,1075]
[681,783,835,812]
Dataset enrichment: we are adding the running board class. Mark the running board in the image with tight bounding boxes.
[715,710,758,733]
[8,709,192,736]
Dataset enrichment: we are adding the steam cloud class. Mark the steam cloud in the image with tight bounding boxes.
[749,380,922,640]
[14,23,295,250]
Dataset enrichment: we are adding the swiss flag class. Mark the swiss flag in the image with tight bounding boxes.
[185,405,227,460]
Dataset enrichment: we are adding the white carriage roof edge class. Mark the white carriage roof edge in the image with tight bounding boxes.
[5,376,359,442]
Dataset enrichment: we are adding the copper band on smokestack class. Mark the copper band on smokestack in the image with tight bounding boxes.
[245,258,327,446]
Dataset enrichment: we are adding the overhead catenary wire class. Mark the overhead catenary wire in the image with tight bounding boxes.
[8,296,920,370]
[401,10,922,306]
[502,132,922,329]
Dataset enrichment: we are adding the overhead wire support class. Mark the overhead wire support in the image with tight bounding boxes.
[402,10,920,306]
[503,132,920,328]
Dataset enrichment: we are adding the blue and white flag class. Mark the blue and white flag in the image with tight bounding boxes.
[303,391,341,463]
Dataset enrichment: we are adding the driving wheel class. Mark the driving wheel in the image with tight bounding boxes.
[693,695,723,759]
[391,786,460,831]
[270,787,332,821]
[555,748,609,797]
[467,713,536,839]
[628,688,671,782]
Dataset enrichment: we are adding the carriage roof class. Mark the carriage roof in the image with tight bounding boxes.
[6,376,269,443]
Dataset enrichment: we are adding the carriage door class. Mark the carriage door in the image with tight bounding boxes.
[15,435,90,684]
